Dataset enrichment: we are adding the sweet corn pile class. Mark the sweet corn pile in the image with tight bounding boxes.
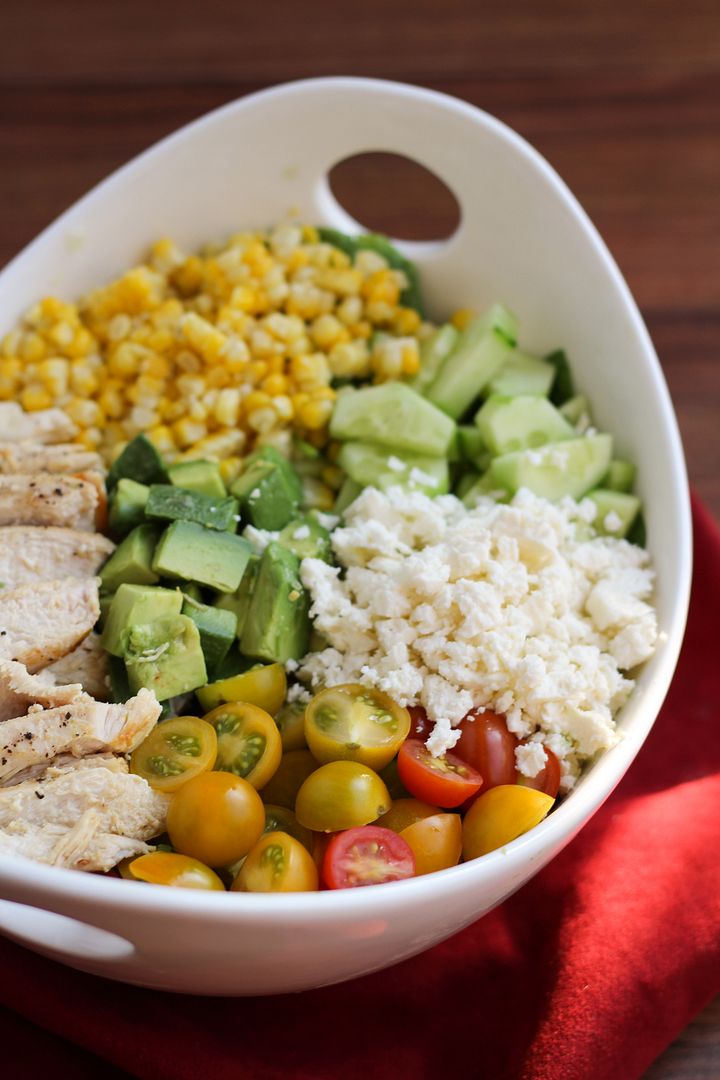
[0,224,427,477]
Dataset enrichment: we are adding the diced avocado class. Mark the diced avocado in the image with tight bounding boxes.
[546,349,574,405]
[602,459,636,493]
[425,304,518,419]
[108,655,131,703]
[152,521,251,593]
[98,592,115,630]
[145,484,239,532]
[124,614,207,700]
[99,524,160,593]
[559,394,591,428]
[585,488,641,538]
[487,350,556,398]
[230,452,301,531]
[108,479,149,536]
[488,433,613,501]
[334,477,362,515]
[338,441,449,495]
[278,515,332,561]
[475,395,575,456]
[330,383,455,457]
[107,433,168,492]
[240,542,310,663]
[317,226,358,259]
[214,555,259,638]
[101,583,183,657]
[211,650,255,681]
[181,595,237,674]
[168,459,227,499]
[409,324,459,395]
[457,425,489,469]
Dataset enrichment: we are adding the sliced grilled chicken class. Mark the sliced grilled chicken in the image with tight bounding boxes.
[0,441,103,476]
[44,632,109,700]
[0,658,83,723]
[0,474,100,530]
[0,755,169,871]
[0,688,160,785]
[0,526,114,590]
[0,403,78,444]
[0,577,100,672]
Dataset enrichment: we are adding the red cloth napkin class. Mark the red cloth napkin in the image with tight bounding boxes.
[2,495,719,1080]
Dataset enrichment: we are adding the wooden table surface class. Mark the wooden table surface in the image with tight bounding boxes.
[1,1,718,1076]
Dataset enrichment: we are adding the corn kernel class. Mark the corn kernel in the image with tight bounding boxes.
[219,456,244,485]
[261,373,289,396]
[65,397,102,427]
[37,357,70,396]
[20,384,53,411]
[69,363,99,397]
[321,464,344,490]
[451,307,476,331]
[393,307,422,335]
[243,390,272,414]
[298,398,333,430]
[173,418,208,448]
[146,425,176,454]
[247,406,278,434]
[214,388,242,427]
[272,395,293,421]
[310,314,348,351]
[20,332,48,362]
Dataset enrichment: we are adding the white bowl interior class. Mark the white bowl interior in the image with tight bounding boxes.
[0,78,692,995]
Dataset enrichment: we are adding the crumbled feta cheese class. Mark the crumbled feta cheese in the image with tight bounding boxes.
[242,525,279,554]
[315,512,339,530]
[293,524,311,540]
[387,455,405,473]
[249,488,261,500]
[299,486,658,791]
[409,466,440,489]
[286,681,311,704]
[603,511,623,533]
[515,741,548,778]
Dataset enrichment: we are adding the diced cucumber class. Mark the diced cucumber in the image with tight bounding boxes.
[240,543,310,664]
[585,489,641,538]
[181,595,237,674]
[102,583,183,657]
[338,441,449,495]
[546,349,574,405]
[330,383,455,457]
[454,470,481,500]
[152,521,251,593]
[168,459,227,499]
[425,304,518,419]
[146,484,239,532]
[108,479,149,536]
[99,524,160,593]
[475,394,575,456]
[409,324,459,395]
[488,433,613,501]
[214,556,259,639]
[461,471,511,506]
[107,434,168,492]
[559,394,591,428]
[487,350,556,398]
[278,515,332,562]
[457,426,490,470]
[334,477,362,515]
[602,459,636,493]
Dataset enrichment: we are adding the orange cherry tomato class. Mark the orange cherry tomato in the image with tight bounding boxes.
[462,785,554,860]
[375,798,440,832]
[167,771,265,867]
[517,744,561,798]
[232,831,319,893]
[126,852,225,890]
[454,709,519,790]
[397,739,483,809]
[400,813,462,876]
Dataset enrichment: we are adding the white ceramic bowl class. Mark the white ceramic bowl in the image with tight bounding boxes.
[0,77,692,995]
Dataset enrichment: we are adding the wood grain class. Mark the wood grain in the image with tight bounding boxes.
[0,2,718,1075]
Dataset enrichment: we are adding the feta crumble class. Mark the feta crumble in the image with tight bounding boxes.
[299,486,658,792]
[293,524,311,540]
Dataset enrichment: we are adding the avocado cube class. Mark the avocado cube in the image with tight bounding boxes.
[168,459,227,499]
[214,555,259,639]
[99,524,160,593]
[240,542,310,663]
[231,448,302,530]
[181,595,237,674]
[98,591,115,631]
[145,484,239,532]
[101,583,183,657]
[124,614,207,700]
[152,520,251,593]
[108,478,150,536]
[107,433,168,492]
[278,515,332,562]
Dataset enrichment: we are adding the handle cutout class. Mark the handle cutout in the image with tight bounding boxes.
[327,152,461,242]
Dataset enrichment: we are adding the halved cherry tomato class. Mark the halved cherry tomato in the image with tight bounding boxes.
[517,744,561,798]
[129,716,217,793]
[397,739,483,809]
[462,785,554,860]
[454,709,518,791]
[305,684,410,771]
[232,831,319,893]
[167,771,265,867]
[203,702,281,790]
[408,705,433,741]
[262,804,313,851]
[400,814,462,876]
[323,826,415,889]
[126,852,225,890]
[295,761,391,832]
[195,663,287,715]
[274,700,307,752]
[375,798,440,832]
[259,749,318,809]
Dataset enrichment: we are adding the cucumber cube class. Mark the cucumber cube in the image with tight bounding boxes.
[425,304,518,419]
[602,459,636,493]
[585,489,641,538]
[488,434,612,501]
[487,351,556,398]
[410,324,459,395]
[330,382,455,457]
[338,441,449,495]
[475,395,575,456]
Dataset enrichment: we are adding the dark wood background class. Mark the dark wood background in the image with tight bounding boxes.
[1,1,718,1075]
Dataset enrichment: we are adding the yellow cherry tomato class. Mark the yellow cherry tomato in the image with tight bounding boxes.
[126,851,225,890]
[262,804,313,851]
[274,700,308,751]
[304,684,410,770]
[129,716,217,793]
[295,761,391,832]
[203,702,282,790]
[375,798,440,832]
[195,662,287,714]
[462,785,555,860]
[167,771,265,867]
[232,831,319,893]
[400,813,462,875]
[259,749,318,809]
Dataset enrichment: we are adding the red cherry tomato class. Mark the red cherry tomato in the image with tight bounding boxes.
[408,705,433,741]
[455,710,519,790]
[517,744,561,798]
[397,739,483,809]
[323,826,416,889]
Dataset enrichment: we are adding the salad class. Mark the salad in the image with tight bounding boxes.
[0,223,657,891]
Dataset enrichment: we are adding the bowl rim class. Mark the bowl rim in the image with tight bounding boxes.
[0,75,693,925]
